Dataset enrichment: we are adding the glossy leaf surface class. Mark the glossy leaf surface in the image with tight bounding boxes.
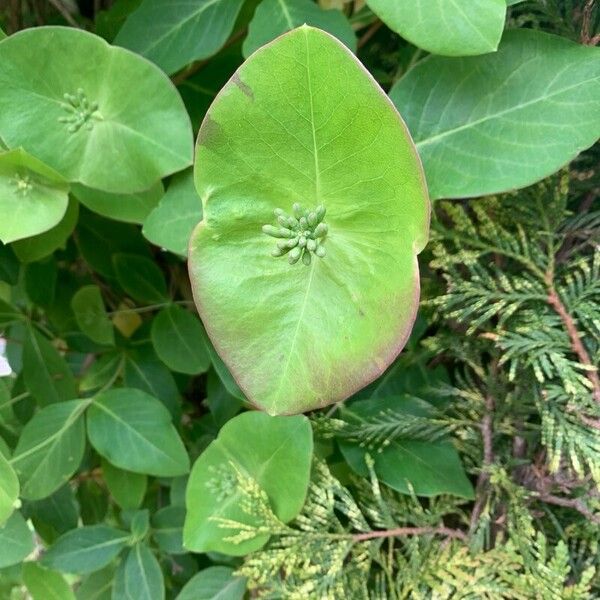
[0,27,193,193]
[189,26,429,415]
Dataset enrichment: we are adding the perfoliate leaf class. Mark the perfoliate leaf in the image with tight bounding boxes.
[390,29,600,199]
[10,400,89,500]
[0,511,35,568]
[367,0,506,56]
[0,450,18,525]
[339,396,474,498]
[71,285,114,346]
[243,0,356,57]
[102,458,147,510]
[0,27,193,193]
[22,327,78,406]
[151,305,210,375]
[0,149,69,244]
[12,198,79,263]
[23,562,76,600]
[72,181,164,225]
[87,388,190,477]
[115,0,245,75]
[42,524,130,574]
[184,411,313,555]
[176,566,246,600]
[142,169,202,256]
[189,26,429,415]
[113,543,165,600]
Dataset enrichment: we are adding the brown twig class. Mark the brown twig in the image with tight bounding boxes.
[47,0,80,27]
[537,492,600,525]
[546,283,600,403]
[353,526,466,543]
[581,0,600,45]
[357,20,383,49]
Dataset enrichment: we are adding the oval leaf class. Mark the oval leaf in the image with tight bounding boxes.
[176,566,246,600]
[87,388,189,477]
[151,305,210,375]
[23,562,76,600]
[116,0,245,75]
[0,149,69,244]
[243,0,356,57]
[189,26,429,415]
[390,29,600,200]
[0,27,193,193]
[0,511,35,568]
[367,0,506,56]
[71,285,115,346]
[113,543,164,600]
[183,411,313,555]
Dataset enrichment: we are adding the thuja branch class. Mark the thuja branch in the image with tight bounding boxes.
[353,526,466,542]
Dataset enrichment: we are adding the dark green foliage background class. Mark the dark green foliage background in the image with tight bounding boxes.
[0,1,599,598]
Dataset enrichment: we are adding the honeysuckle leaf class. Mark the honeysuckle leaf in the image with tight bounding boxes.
[183,412,313,555]
[243,0,356,57]
[115,0,245,75]
[189,26,429,415]
[72,182,164,225]
[390,29,600,200]
[366,0,506,56]
[0,27,193,193]
[0,149,69,244]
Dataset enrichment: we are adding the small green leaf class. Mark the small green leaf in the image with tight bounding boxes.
[80,353,123,394]
[22,328,78,406]
[390,29,600,199]
[0,511,35,568]
[189,26,428,414]
[23,562,76,600]
[113,543,164,600]
[0,450,18,525]
[42,525,130,575]
[142,169,202,256]
[102,458,147,509]
[10,400,89,500]
[72,182,164,225]
[115,0,245,75]
[243,0,356,57]
[152,506,185,555]
[130,509,150,541]
[71,285,115,346]
[75,565,115,600]
[0,27,193,193]
[151,305,210,375]
[12,198,79,263]
[0,149,69,244]
[366,0,506,56]
[113,254,169,304]
[26,484,80,536]
[338,396,474,498]
[176,566,246,600]
[184,412,313,555]
[24,258,57,308]
[87,388,190,477]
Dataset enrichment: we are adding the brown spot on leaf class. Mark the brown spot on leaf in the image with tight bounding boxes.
[197,114,223,147]
[232,72,254,100]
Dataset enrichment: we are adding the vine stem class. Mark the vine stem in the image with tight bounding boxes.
[353,526,466,542]
[546,283,600,403]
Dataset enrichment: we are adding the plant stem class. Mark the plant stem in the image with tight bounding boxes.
[353,526,466,542]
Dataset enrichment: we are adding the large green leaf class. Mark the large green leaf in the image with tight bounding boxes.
[184,411,313,555]
[0,27,193,193]
[390,29,600,200]
[176,566,246,600]
[189,26,429,415]
[243,0,356,57]
[0,149,69,244]
[23,562,76,600]
[22,328,78,406]
[12,198,79,263]
[0,450,18,525]
[71,285,114,346]
[42,524,130,574]
[10,400,89,500]
[0,511,35,568]
[87,388,190,477]
[339,396,474,498]
[366,0,506,56]
[72,182,164,224]
[151,305,210,375]
[115,0,245,75]
[142,169,202,257]
[113,543,164,600]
